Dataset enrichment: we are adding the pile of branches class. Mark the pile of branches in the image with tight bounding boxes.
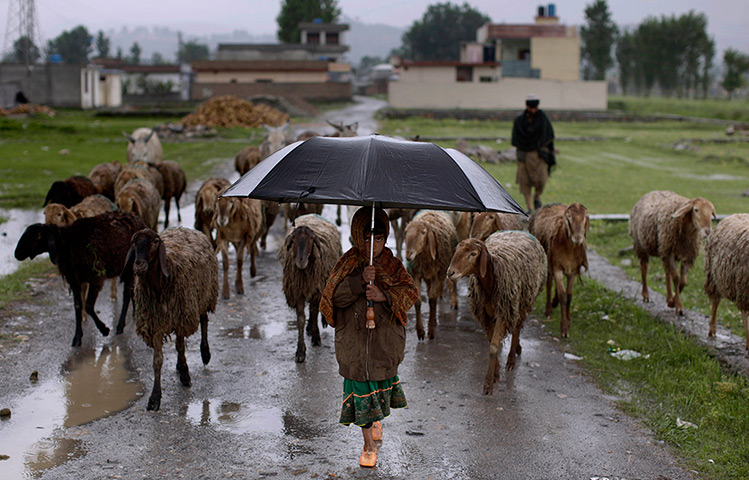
[0,104,56,117]
[181,95,289,128]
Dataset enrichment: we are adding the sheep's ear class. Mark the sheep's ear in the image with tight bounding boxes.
[63,208,76,225]
[122,131,135,143]
[584,215,590,236]
[428,229,437,261]
[711,207,717,220]
[145,129,155,142]
[350,122,358,131]
[121,244,135,282]
[158,240,169,278]
[479,245,488,279]
[672,202,693,219]
[46,228,58,265]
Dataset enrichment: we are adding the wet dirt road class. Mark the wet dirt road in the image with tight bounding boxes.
[0,97,693,479]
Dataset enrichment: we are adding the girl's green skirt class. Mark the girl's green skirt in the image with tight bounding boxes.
[339,375,407,427]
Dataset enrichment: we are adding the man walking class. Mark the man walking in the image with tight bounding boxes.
[511,94,555,213]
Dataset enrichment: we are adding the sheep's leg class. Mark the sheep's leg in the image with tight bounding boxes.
[200,313,211,365]
[84,281,110,338]
[678,262,689,292]
[308,296,321,346]
[427,297,438,340]
[115,274,133,335]
[234,241,245,295]
[71,283,85,347]
[544,269,554,318]
[664,257,683,315]
[249,241,258,278]
[449,278,458,310]
[147,337,164,411]
[295,300,307,363]
[562,273,576,338]
[742,311,749,350]
[110,278,117,302]
[219,241,231,300]
[413,276,424,340]
[639,257,650,303]
[176,335,191,387]
[484,320,506,395]
[163,198,171,229]
[336,204,342,226]
[506,323,522,371]
[551,269,568,337]
[708,298,720,337]
[175,198,182,223]
[81,282,89,323]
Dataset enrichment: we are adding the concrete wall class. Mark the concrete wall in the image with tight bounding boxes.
[191,82,352,102]
[531,37,580,81]
[194,70,328,84]
[389,76,606,110]
[0,64,82,107]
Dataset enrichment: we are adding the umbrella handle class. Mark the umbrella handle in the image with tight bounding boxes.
[366,202,376,329]
[366,301,375,329]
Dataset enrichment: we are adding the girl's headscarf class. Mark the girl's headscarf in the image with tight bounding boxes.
[320,207,418,327]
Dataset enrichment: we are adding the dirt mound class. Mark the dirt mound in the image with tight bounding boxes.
[181,95,289,128]
[0,104,56,117]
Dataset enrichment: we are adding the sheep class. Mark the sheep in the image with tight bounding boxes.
[153,160,187,229]
[124,128,163,164]
[234,145,261,176]
[386,208,416,260]
[326,119,358,137]
[88,161,122,200]
[629,191,716,316]
[295,130,319,142]
[528,203,589,338]
[404,210,459,340]
[446,231,546,394]
[453,211,475,242]
[282,202,324,228]
[260,122,290,159]
[114,162,162,198]
[43,175,96,208]
[704,214,749,349]
[115,178,162,231]
[279,214,342,363]
[470,212,526,241]
[194,177,231,248]
[122,227,218,411]
[14,211,146,346]
[214,189,265,299]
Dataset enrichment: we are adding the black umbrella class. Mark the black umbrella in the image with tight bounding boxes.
[222,134,525,328]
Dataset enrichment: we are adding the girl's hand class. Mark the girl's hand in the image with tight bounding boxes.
[362,265,376,284]
[366,284,387,302]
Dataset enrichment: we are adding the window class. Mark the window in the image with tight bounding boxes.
[479,76,495,83]
[326,32,339,45]
[518,49,530,60]
[307,32,320,45]
[456,66,473,82]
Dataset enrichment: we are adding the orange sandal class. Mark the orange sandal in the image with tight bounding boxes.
[359,447,377,467]
[372,421,383,441]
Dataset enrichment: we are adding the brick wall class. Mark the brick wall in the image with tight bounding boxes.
[191,82,352,102]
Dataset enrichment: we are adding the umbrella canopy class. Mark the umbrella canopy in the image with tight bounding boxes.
[222,134,524,215]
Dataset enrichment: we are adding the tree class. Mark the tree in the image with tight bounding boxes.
[9,35,41,64]
[46,25,92,64]
[151,52,167,65]
[615,30,636,95]
[358,55,385,76]
[177,40,210,62]
[401,2,490,61]
[721,49,749,99]
[95,30,110,58]
[276,0,341,44]
[116,47,123,60]
[129,42,142,64]
[580,0,618,80]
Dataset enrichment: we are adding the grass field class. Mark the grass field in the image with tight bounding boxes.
[608,94,749,121]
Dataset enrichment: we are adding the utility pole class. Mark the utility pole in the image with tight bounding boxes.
[3,0,44,68]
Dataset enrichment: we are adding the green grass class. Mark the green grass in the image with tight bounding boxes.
[0,110,264,209]
[608,94,749,121]
[537,281,749,480]
[0,259,56,311]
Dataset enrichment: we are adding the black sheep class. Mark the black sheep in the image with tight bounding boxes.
[43,175,96,208]
[14,211,147,346]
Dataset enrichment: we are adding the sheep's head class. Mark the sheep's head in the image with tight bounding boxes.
[564,203,590,246]
[326,120,358,137]
[447,238,487,282]
[286,226,316,270]
[262,122,290,156]
[215,196,239,228]
[15,223,54,262]
[44,203,76,226]
[470,213,498,241]
[404,221,436,262]
[124,130,156,164]
[672,197,716,238]
[125,229,167,278]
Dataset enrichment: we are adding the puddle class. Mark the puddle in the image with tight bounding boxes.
[183,400,284,434]
[0,208,44,277]
[219,321,290,340]
[0,345,142,478]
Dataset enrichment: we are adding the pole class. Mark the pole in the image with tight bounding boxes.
[366,201,376,329]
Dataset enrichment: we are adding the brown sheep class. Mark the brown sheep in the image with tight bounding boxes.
[295,130,319,142]
[43,175,96,208]
[214,188,264,299]
[88,161,122,200]
[122,227,218,411]
[704,214,749,349]
[387,208,416,260]
[234,145,261,176]
[114,163,161,198]
[528,203,589,338]
[470,212,525,241]
[115,178,162,230]
[405,210,459,340]
[282,202,324,228]
[629,191,716,316]
[279,214,342,363]
[153,160,187,229]
[447,231,546,394]
[194,177,231,248]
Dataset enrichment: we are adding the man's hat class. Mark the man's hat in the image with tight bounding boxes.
[525,94,540,108]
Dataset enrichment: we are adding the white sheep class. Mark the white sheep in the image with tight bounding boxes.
[704,213,749,349]
[124,128,163,164]
[629,191,715,316]
[447,231,546,395]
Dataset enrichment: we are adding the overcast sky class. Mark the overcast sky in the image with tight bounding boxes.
[2,0,747,54]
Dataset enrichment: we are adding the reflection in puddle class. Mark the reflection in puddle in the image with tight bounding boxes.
[0,345,142,478]
[0,208,44,277]
[219,321,290,340]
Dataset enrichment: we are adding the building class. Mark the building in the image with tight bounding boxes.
[90,58,185,103]
[388,5,606,111]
